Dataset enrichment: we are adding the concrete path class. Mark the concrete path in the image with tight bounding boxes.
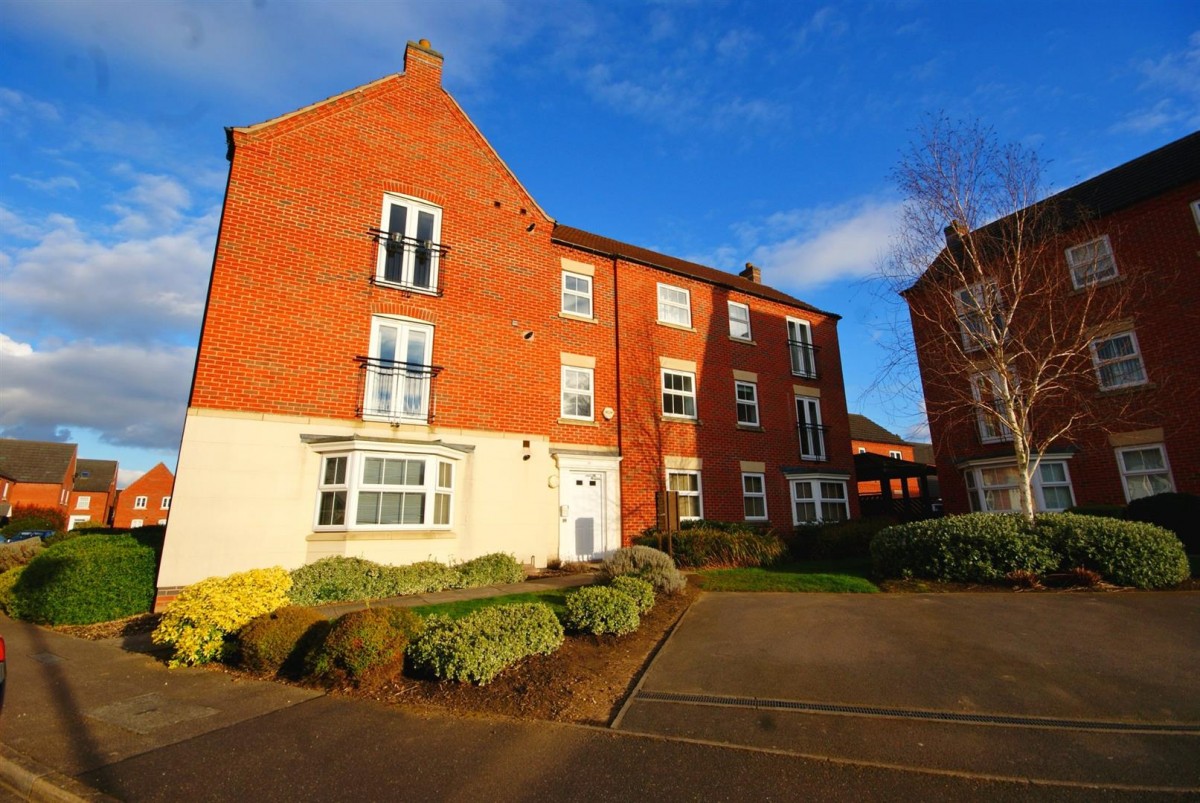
[614,592,1200,792]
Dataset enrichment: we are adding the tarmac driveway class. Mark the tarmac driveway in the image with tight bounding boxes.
[614,592,1200,791]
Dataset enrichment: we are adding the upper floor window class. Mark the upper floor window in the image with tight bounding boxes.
[955,282,1005,352]
[316,450,455,530]
[1066,236,1117,288]
[161,496,172,510]
[561,366,594,421]
[1191,200,1200,234]
[657,283,691,328]
[795,395,826,461]
[1091,331,1146,390]
[728,301,752,340]
[787,318,816,378]
[735,381,759,426]
[361,316,438,423]
[76,495,90,510]
[134,495,148,509]
[888,450,903,460]
[1115,444,1174,502]
[374,194,444,294]
[662,369,697,419]
[562,272,593,318]
[971,371,1013,443]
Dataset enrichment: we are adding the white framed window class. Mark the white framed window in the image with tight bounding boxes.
[134,495,148,510]
[742,473,768,520]
[735,381,759,426]
[376,193,442,292]
[662,369,697,419]
[131,519,143,528]
[562,272,593,318]
[657,283,691,327]
[666,469,703,520]
[728,301,752,340]
[787,318,816,377]
[561,366,594,421]
[76,495,90,510]
[962,460,1075,512]
[796,395,826,461]
[157,519,167,525]
[790,477,849,523]
[888,450,903,460]
[1091,331,1146,390]
[955,282,1005,351]
[60,489,67,505]
[315,450,456,530]
[1191,200,1200,234]
[161,496,171,510]
[857,447,867,454]
[1066,235,1117,288]
[971,371,1013,443]
[1115,444,1174,502]
[363,316,436,422]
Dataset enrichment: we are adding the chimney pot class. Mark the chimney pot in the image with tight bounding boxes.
[739,262,762,283]
[405,39,444,85]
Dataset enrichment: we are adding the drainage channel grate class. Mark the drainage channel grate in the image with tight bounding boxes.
[635,691,1200,734]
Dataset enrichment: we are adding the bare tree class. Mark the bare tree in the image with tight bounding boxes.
[879,116,1139,521]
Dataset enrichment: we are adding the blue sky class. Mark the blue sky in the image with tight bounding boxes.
[1,0,1196,486]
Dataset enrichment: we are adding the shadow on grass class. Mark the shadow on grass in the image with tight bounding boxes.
[696,559,878,593]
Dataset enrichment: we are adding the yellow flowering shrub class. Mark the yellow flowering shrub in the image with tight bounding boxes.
[153,567,292,667]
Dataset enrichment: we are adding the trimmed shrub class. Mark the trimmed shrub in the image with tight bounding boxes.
[0,504,66,538]
[0,539,44,572]
[1036,513,1189,589]
[307,606,424,687]
[602,546,686,595]
[408,603,564,685]
[0,567,25,617]
[288,557,465,606]
[237,606,330,677]
[1123,492,1200,554]
[789,517,896,560]
[636,526,786,569]
[153,567,292,667]
[10,534,157,625]
[563,586,640,636]
[455,553,526,588]
[1066,504,1125,520]
[870,514,1058,583]
[608,575,655,613]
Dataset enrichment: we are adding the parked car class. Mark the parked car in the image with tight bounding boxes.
[2,530,53,544]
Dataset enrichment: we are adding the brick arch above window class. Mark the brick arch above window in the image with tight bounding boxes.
[380,181,449,208]
[371,300,438,323]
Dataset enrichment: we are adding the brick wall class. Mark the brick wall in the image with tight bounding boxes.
[113,464,175,528]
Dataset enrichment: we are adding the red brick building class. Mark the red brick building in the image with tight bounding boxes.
[159,40,856,597]
[0,439,76,519]
[905,133,1200,515]
[112,463,174,529]
[67,459,119,529]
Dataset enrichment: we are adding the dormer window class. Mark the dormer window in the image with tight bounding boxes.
[372,193,446,294]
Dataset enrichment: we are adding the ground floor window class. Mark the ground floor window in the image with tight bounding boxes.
[742,473,767,520]
[789,477,848,524]
[962,460,1075,513]
[667,470,703,520]
[1115,444,1174,501]
[315,449,455,530]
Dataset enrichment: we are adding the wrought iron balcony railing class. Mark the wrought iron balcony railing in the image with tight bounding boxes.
[357,357,443,423]
[788,340,819,379]
[798,423,830,462]
[368,228,449,295]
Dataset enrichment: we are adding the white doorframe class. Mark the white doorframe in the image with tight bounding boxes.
[554,453,621,562]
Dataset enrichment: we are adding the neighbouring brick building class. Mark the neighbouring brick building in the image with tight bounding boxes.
[157,39,857,600]
[67,459,119,529]
[0,438,77,519]
[905,133,1200,515]
[112,463,175,529]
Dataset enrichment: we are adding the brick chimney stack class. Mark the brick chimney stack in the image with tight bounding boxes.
[944,219,969,248]
[405,39,443,86]
[739,262,761,283]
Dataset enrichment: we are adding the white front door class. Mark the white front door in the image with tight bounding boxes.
[560,471,606,561]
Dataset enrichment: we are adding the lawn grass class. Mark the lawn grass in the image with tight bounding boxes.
[410,589,569,619]
[696,559,879,593]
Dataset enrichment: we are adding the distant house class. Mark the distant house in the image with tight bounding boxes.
[0,438,77,520]
[112,463,175,529]
[904,132,1200,514]
[848,414,938,520]
[67,459,120,529]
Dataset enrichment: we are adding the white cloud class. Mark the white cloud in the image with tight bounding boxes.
[0,336,193,451]
[11,174,80,193]
[117,467,147,488]
[737,199,903,290]
[795,6,849,48]
[1117,30,1200,133]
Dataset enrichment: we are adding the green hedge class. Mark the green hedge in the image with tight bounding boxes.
[408,603,564,684]
[10,534,157,624]
[871,512,1189,589]
[635,526,786,569]
[608,575,655,614]
[789,517,896,560]
[288,553,526,606]
[454,553,526,587]
[1123,493,1200,554]
[562,586,640,636]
